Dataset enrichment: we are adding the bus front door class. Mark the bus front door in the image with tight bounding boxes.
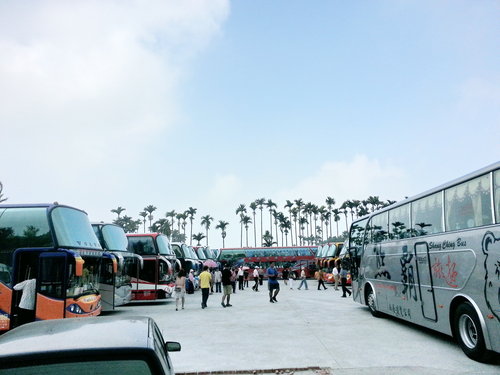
[414,242,437,321]
[36,252,68,321]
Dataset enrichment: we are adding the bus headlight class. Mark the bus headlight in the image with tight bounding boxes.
[67,304,83,314]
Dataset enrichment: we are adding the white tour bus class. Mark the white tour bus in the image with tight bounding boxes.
[347,162,500,362]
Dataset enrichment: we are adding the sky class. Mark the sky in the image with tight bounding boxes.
[1,0,499,249]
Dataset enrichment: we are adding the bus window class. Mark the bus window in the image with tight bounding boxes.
[388,204,410,240]
[411,192,443,236]
[369,212,388,244]
[495,169,500,223]
[445,174,492,231]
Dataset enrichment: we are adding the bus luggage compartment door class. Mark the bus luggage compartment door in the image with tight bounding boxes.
[414,242,437,321]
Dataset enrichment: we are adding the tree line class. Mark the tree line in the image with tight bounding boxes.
[110,196,395,248]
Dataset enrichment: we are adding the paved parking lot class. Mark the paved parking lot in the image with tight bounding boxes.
[107,282,500,374]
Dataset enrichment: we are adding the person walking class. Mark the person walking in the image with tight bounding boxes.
[186,269,195,294]
[199,266,212,309]
[340,265,352,298]
[258,266,264,286]
[221,264,233,307]
[174,269,186,311]
[252,266,259,291]
[244,268,249,287]
[297,267,308,290]
[230,267,237,293]
[333,262,340,291]
[289,269,295,290]
[317,269,328,290]
[267,262,280,303]
[237,267,244,290]
[210,269,215,294]
[13,277,36,326]
[214,268,222,293]
[282,267,289,286]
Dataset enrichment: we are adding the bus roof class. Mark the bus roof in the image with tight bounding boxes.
[352,161,500,223]
[0,203,87,214]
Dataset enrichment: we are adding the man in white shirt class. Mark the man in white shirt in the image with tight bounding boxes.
[13,278,37,326]
[252,267,259,291]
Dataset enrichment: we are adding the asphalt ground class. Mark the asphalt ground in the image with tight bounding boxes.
[107,280,500,375]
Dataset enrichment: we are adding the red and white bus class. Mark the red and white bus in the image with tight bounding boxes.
[126,233,177,301]
[219,246,318,277]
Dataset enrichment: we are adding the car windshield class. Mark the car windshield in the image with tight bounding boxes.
[100,225,128,251]
[51,207,101,250]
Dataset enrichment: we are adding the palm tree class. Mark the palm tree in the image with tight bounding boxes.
[186,207,197,246]
[265,199,277,242]
[200,215,213,246]
[318,205,326,241]
[139,211,148,233]
[249,202,258,247]
[272,211,284,247]
[235,204,247,247]
[284,200,294,246]
[0,182,7,203]
[322,210,331,240]
[332,208,341,237]
[340,201,350,232]
[176,213,184,233]
[178,212,188,237]
[294,199,304,245]
[241,215,252,247]
[255,198,266,245]
[152,218,170,236]
[351,200,361,220]
[291,207,298,246]
[366,196,382,212]
[215,220,229,248]
[144,205,157,232]
[311,204,319,241]
[165,210,176,239]
[299,217,308,245]
[278,213,290,246]
[262,230,276,247]
[192,232,205,246]
[303,202,313,238]
[114,215,141,233]
[325,196,335,239]
[111,206,126,219]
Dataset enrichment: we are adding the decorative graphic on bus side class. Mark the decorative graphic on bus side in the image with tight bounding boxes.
[400,245,417,301]
[481,231,500,322]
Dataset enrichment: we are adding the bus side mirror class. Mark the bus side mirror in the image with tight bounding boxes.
[75,257,84,277]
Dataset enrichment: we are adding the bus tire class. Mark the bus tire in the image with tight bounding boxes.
[366,286,381,318]
[453,302,488,362]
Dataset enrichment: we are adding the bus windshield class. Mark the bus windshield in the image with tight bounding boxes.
[156,235,173,256]
[100,225,128,252]
[67,254,100,298]
[51,207,100,250]
[0,207,53,271]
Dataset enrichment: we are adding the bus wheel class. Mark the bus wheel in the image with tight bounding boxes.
[454,302,488,362]
[366,287,381,318]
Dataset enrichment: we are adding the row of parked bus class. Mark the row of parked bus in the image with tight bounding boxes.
[0,203,219,333]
